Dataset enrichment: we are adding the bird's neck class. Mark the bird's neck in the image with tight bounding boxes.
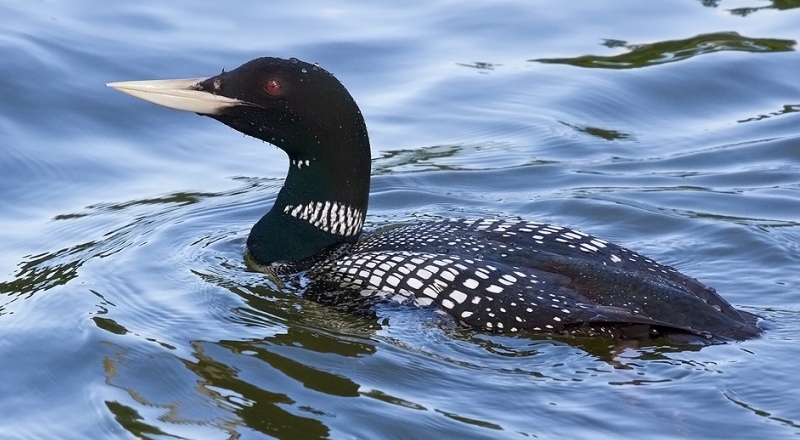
[246,121,371,265]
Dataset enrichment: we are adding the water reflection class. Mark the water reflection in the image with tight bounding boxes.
[98,300,380,439]
[182,339,337,439]
[535,32,795,69]
[723,0,800,16]
[738,103,800,123]
[0,181,266,303]
[697,0,800,13]
[455,61,500,72]
[559,121,632,141]
[372,144,466,174]
[105,401,180,440]
[723,391,800,429]
[0,192,207,299]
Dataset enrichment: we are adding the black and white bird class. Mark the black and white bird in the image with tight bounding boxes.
[108,56,761,342]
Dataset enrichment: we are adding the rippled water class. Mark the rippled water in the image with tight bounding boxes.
[1,1,799,438]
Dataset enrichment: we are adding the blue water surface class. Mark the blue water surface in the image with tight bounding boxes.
[1,1,799,439]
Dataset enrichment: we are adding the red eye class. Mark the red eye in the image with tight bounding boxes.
[264,79,282,95]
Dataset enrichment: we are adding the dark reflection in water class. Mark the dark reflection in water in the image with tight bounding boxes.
[93,316,130,336]
[455,61,500,72]
[724,391,800,430]
[699,0,800,13]
[726,0,800,16]
[105,401,178,440]
[738,104,800,123]
[95,292,717,439]
[183,339,336,439]
[372,144,466,174]
[103,338,335,439]
[0,244,84,299]
[0,183,264,302]
[559,122,631,141]
[535,32,795,69]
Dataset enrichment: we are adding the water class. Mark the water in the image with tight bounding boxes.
[1,0,799,438]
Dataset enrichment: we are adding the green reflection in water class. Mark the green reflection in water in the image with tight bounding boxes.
[93,316,130,335]
[372,144,465,175]
[726,0,800,16]
[534,32,795,69]
[435,408,503,431]
[0,246,85,298]
[220,339,361,398]
[699,0,800,13]
[180,340,332,440]
[738,104,800,123]
[105,401,183,439]
[361,389,427,410]
[559,121,631,141]
[0,179,266,303]
[0,192,208,299]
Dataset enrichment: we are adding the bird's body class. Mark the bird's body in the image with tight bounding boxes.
[108,56,761,342]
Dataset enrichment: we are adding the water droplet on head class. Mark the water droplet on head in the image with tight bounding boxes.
[301,67,307,73]
[312,63,320,70]
[474,253,484,261]
[437,246,449,254]
[289,57,299,64]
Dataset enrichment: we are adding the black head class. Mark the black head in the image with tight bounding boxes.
[109,57,373,265]
[195,57,369,162]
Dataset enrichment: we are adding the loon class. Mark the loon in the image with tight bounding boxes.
[108,56,761,342]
